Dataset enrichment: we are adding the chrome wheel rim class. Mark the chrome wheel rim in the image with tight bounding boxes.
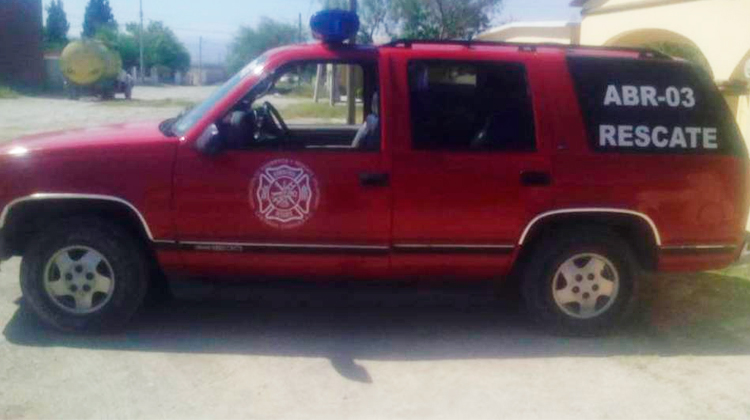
[43,246,115,315]
[551,253,620,319]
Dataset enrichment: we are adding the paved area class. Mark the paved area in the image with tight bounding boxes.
[0,85,326,142]
[0,86,215,142]
[2,256,750,419]
[3,86,750,418]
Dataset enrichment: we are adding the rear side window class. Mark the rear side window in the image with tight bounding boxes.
[408,61,536,151]
[568,56,745,156]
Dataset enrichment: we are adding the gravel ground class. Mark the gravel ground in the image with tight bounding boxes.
[0,86,215,142]
[2,258,750,419]
[2,86,750,419]
[0,85,325,142]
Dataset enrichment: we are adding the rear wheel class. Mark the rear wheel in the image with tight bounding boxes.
[20,217,149,332]
[521,227,637,335]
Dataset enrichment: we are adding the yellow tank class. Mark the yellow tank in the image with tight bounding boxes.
[60,39,122,86]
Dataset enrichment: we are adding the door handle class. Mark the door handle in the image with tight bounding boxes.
[359,172,390,187]
[520,170,552,187]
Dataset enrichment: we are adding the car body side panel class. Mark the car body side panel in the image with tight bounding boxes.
[545,54,749,271]
[3,43,744,278]
[0,122,177,241]
[383,47,558,278]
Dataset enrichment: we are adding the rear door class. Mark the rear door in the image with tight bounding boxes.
[387,49,556,278]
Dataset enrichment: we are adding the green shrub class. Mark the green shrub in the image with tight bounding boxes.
[0,86,20,99]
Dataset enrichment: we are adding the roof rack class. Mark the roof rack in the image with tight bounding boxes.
[382,38,671,60]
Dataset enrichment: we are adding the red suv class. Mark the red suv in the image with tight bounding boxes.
[1,21,747,334]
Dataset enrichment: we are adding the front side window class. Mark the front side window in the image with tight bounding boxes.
[172,53,268,136]
[217,61,380,152]
[407,60,536,152]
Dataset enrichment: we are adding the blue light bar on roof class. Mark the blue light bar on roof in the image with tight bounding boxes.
[310,9,360,43]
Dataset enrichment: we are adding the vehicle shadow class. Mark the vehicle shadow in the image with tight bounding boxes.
[5,271,750,382]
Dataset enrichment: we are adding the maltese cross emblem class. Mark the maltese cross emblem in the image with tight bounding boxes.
[250,159,319,229]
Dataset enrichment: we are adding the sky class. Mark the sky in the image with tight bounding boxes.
[46,0,581,65]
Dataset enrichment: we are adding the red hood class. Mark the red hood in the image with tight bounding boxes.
[0,120,176,155]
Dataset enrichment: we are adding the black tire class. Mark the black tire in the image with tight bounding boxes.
[20,217,149,332]
[520,227,638,336]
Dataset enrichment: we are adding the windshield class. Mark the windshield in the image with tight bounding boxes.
[171,53,269,136]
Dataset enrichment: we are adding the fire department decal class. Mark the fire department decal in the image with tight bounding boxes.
[250,159,319,229]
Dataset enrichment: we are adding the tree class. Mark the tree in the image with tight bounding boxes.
[83,0,116,38]
[226,17,299,73]
[114,33,139,70]
[390,0,439,39]
[390,0,502,39]
[358,0,390,43]
[321,0,348,8]
[318,0,388,44]
[45,0,70,48]
[123,22,191,73]
[94,26,139,70]
[317,0,502,42]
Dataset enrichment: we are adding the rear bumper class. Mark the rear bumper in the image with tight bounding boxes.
[659,233,750,271]
[734,232,750,266]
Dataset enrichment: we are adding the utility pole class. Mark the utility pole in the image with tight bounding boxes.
[346,0,358,124]
[139,0,144,83]
[198,36,203,86]
[297,13,302,87]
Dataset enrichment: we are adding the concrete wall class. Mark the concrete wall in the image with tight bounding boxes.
[476,22,580,45]
[578,0,750,82]
[0,0,44,88]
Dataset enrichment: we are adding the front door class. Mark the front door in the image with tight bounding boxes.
[172,60,390,278]
[388,54,554,278]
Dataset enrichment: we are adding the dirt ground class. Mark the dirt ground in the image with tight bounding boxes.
[2,86,750,419]
[0,85,336,142]
[0,86,215,142]
[2,260,750,420]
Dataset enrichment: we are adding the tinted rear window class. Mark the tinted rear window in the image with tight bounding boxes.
[567,57,745,157]
[408,60,536,152]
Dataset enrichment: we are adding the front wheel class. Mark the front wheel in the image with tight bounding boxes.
[20,217,149,332]
[521,228,637,336]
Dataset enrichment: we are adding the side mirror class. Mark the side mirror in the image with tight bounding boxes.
[194,123,222,155]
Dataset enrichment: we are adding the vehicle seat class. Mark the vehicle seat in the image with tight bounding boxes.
[226,110,255,149]
[351,92,380,150]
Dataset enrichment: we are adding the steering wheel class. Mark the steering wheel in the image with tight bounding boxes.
[262,101,289,138]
